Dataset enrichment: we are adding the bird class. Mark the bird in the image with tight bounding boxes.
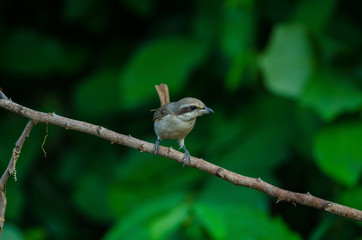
[153,97,214,166]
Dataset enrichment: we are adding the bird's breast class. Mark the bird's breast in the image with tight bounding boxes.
[154,114,195,140]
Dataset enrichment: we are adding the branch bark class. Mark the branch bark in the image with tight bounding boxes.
[0,120,35,234]
[0,96,361,222]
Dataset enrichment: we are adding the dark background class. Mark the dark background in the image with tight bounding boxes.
[0,0,361,239]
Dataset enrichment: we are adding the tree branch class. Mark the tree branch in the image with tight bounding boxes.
[0,120,35,234]
[0,96,361,222]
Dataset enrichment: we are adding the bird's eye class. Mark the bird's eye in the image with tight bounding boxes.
[189,105,197,110]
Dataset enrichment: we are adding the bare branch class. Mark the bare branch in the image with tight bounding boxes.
[0,120,35,233]
[0,97,361,222]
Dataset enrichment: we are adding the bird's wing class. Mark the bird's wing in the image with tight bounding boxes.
[153,107,173,122]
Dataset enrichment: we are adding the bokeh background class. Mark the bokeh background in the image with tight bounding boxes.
[0,0,361,239]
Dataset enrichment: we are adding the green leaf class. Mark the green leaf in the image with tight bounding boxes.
[222,95,294,179]
[103,193,186,240]
[220,4,254,57]
[119,37,207,109]
[259,23,314,99]
[74,69,121,117]
[339,187,362,211]
[221,3,256,91]
[314,122,362,186]
[301,71,362,121]
[224,50,257,92]
[0,31,63,76]
[194,202,227,240]
[149,204,189,239]
[5,181,25,221]
[224,205,301,239]
[24,227,47,240]
[1,223,24,240]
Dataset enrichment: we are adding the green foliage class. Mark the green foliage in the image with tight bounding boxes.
[1,223,24,240]
[194,202,227,240]
[259,23,314,99]
[74,69,121,117]
[314,122,362,187]
[301,71,362,121]
[120,37,207,109]
[0,0,361,239]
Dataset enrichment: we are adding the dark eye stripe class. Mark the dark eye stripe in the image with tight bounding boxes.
[179,105,197,114]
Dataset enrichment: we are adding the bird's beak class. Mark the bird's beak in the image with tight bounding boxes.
[200,107,214,115]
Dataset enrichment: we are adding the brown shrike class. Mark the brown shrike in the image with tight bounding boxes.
[153,97,214,166]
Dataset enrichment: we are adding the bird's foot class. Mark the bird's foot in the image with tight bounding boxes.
[154,138,160,158]
[180,145,190,166]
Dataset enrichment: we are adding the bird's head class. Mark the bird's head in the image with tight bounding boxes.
[175,97,214,122]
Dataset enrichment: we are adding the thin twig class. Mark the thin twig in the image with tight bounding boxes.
[0,120,35,234]
[0,97,361,222]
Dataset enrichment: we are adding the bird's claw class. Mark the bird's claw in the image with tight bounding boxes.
[181,146,190,167]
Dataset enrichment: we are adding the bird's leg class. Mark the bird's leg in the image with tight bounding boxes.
[154,137,160,158]
[180,145,191,166]
[178,138,190,166]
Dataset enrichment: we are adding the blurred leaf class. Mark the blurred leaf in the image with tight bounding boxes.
[339,187,362,211]
[220,3,254,57]
[194,202,227,240]
[294,0,338,32]
[259,23,314,99]
[192,0,221,42]
[221,3,255,91]
[184,220,204,240]
[1,223,24,240]
[222,95,294,179]
[74,69,121,117]
[225,50,257,91]
[224,205,300,239]
[309,219,334,240]
[149,204,189,239]
[119,37,207,109]
[314,122,362,186]
[301,71,362,121]
[108,149,201,218]
[5,181,25,221]
[206,109,248,159]
[73,172,114,222]
[293,107,322,159]
[103,193,187,240]
[69,144,121,222]
[0,31,63,76]
[24,227,48,240]
[198,175,268,211]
